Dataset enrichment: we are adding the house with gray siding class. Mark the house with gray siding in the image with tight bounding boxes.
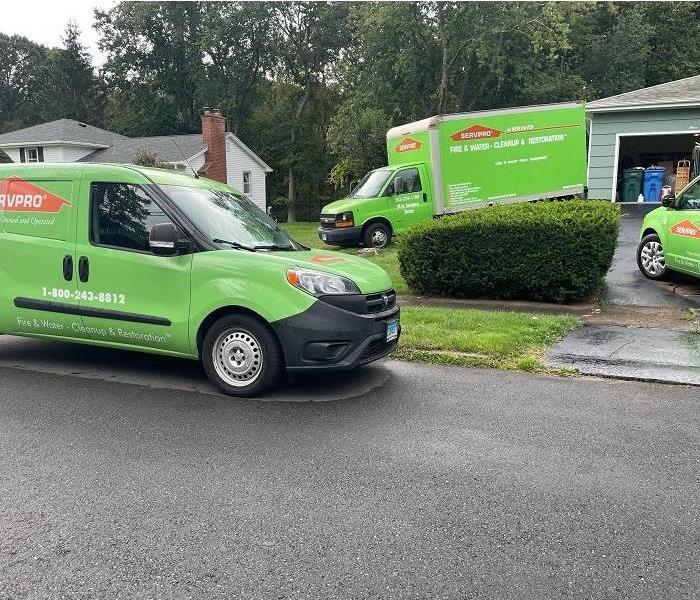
[587,75,700,202]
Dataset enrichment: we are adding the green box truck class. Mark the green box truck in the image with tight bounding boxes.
[319,102,587,248]
[0,164,400,397]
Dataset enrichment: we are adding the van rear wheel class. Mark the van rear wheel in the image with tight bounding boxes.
[202,314,282,397]
[363,222,391,249]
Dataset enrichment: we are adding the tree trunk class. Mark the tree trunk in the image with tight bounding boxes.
[287,83,312,223]
[436,4,449,115]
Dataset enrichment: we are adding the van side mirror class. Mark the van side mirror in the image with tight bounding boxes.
[149,222,182,255]
[662,195,676,209]
[393,177,406,195]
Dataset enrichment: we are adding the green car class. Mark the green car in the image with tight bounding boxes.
[0,164,400,397]
[638,175,700,280]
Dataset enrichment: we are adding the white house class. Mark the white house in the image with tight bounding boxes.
[0,108,272,209]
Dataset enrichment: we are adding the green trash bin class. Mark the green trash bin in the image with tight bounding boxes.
[621,167,644,202]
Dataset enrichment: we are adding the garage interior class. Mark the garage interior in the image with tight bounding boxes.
[615,133,700,202]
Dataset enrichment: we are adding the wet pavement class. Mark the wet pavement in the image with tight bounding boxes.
[548,324,700,386]
[548,205,700,385]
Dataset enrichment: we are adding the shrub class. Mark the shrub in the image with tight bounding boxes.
[398,200,620,303]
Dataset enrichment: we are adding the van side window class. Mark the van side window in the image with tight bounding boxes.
[384,168,422,196]
[90,183,170,252]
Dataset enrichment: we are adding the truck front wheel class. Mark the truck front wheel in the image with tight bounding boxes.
[363,222,392,249]
[202,314,283,397]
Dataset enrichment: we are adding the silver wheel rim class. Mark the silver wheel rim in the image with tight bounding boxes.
[640,241,665,275]
[212,329,263,387]
[370,229,388,248]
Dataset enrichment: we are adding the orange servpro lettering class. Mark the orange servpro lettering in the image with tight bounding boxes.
[395,137,422,153]
[450,124,502,142]
[0,177,72,213]
[310,255,344,263]
[670,219,700,239]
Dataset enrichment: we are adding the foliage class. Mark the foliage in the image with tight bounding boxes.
[397,200,621,302]
[132,150,174,169]
[0,2,699,218]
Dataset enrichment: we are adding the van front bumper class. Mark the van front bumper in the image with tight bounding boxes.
[272,298,400,373]
[318,226,362,246]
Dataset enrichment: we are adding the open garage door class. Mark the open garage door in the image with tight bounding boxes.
[613,132,700,202]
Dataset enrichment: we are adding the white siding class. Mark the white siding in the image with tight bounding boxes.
[225,139,267,210]
[0,143,98,163]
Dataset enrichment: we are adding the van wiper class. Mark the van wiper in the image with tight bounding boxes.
[253,243,296,251]
[212,238,257,252]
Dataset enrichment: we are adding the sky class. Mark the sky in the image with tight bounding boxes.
[1,0,117,64]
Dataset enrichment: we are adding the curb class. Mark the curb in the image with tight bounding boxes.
[397,294,597,316]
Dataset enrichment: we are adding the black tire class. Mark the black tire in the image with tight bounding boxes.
[363,222,392,249]
[636,233,668,280]
[201,314,283,397]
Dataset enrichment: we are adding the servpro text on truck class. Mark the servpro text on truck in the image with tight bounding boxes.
[319,102,587,248]
[0,164,400,397]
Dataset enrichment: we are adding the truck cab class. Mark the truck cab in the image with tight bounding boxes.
[319,163,434,249]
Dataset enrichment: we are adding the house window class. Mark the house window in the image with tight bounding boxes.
[20,147,44,163]
[243,171,251,194]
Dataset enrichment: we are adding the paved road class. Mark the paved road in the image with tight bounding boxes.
[0,352,698,599]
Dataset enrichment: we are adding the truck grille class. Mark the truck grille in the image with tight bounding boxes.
[320,214,336,228]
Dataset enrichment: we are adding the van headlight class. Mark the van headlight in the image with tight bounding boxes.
[286,268,360,296]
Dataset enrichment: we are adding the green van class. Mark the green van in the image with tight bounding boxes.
[0,164,400,396]
[637,175,700,280]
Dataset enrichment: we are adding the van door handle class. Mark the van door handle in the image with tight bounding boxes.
[78,256,89,283]
[62,255,73,281]
[422,192,428,202]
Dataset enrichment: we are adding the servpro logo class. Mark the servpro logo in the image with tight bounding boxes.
[395,137,422,153]
[450,124,502,142]
[671,219,700,239]
[0,177,72,213]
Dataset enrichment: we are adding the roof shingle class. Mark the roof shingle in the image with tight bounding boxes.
[587,75,700,111]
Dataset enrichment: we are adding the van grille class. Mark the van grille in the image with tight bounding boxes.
[366,290,397,314]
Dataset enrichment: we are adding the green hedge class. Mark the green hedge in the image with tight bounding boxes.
[398,200,620,303]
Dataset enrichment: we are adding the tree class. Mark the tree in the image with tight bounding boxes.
[0,34,47,132]
[271,1,351,222]
[38,22,103,123]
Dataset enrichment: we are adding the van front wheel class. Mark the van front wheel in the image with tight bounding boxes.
[202,314,282,397]
[363,222,392,249]
[637,234,667,280]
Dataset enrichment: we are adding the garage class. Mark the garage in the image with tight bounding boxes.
[586,75,700,203]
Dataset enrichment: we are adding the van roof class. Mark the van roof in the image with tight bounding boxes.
[0,162,237,192]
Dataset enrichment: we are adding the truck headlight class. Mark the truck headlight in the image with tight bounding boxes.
[286,268,360,296]
[336,212,354,228]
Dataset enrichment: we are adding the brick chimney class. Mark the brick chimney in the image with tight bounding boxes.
[200,107,228,183]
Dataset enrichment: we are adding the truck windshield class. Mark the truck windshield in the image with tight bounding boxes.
[160,185,300,251]
[349,169,392,198]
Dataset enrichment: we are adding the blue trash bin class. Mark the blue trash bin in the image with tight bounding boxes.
[643,167,665,202]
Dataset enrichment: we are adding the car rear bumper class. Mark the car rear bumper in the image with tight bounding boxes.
[318,226,362,246]
[272,297,400,373]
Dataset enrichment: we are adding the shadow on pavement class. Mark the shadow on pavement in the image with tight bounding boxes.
[0,335,393,402]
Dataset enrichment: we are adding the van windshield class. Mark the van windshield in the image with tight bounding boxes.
[161,185,301,251]
[349,169,392,199]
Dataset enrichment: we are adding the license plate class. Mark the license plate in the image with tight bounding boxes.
[321,233,327,241]
[386,318,399,342]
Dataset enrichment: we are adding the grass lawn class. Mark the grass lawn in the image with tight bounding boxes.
[283,222,407,294]
[397,306,579,373]
[282,222,580,374]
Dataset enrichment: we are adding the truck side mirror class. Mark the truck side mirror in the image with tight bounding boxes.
[393,177,406,195]
[149,222,181,255]
[661,194,676,209]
